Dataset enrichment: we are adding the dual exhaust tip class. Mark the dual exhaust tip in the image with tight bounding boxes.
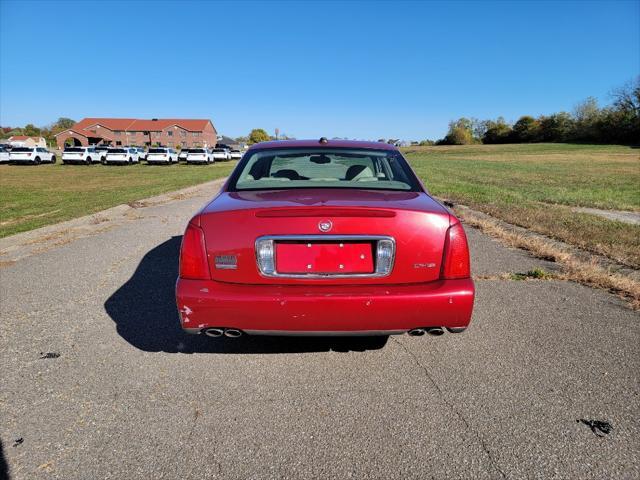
[203,328,243,338]
[408,327,465,337]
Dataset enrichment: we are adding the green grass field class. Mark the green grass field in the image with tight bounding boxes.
[0,162,235,238]
[403,143,640,268]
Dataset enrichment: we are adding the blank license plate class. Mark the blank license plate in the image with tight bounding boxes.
[275,243,374,274]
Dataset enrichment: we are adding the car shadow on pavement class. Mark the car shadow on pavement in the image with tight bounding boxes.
[0,439,9,480]
[104,236,388,354]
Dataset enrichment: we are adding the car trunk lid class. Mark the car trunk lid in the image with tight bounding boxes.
[200,189,451,285]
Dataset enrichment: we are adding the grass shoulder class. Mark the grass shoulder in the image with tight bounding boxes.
[0,162,235,238]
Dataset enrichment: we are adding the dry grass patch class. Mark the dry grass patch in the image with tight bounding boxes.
[462,210,640,310]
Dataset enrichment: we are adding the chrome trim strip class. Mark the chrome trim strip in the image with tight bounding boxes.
[244,329,406,336]
[255,234,396,279]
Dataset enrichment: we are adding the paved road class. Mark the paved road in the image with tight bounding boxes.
[1,183,638,479]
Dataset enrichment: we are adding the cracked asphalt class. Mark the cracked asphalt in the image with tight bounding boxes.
[1,182,638,479]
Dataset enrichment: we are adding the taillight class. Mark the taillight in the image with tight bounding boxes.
[179,222,210,279]
[441,221,471,279]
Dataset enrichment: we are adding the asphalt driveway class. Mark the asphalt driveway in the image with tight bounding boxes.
[1,182,638,479]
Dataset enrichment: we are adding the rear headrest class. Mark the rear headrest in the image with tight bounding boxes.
[345,165,373,181]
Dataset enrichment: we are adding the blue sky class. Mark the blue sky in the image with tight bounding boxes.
[1,0,638,140]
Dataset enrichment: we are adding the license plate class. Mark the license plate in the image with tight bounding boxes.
[275,243,373,274]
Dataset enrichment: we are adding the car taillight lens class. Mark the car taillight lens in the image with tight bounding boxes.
[256,238,275,275]
[375,239,395,275]
[441,222,471,279]
[179,223,210,279]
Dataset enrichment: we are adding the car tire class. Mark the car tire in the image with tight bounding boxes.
[34,156,41,165]
[128,157,133,164]
[101,159,107,165]
[86,157,92,165]
[51,156,56,164]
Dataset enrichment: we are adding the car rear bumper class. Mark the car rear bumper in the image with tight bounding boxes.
[176,278,474,335]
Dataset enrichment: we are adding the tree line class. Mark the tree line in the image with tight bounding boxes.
[433,78,639,146]
[1,117,75,147]
[3,79,638,148]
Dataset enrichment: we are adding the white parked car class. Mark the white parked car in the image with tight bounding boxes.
[94,145,110,162]
[62,146,101,165]
[104,147,139,165]
[135,147,147,161]
[185,148,213,164]
[211,147,231,161]
[178,149,189,162]
[9,147,56,165]
[146,147,178,164]
[229,149,243,160]
[0,145,10,163]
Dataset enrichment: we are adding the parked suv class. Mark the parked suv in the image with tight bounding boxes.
[146,147,178,164]
[185,148,213,164]
[0,145,9,164]
[229,149,243,160]
[178,149,189,162]
[62,146,101,165]
[104,147,139,165]
[9,147,56,165]
[135,147,147,161]
[211,148,231,161]
[94,145,110,163]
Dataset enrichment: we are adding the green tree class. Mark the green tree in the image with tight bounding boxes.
[23,124,41,137]
[482,118,512,144]
[440,118,475,145]
[247,128,270,145]
[571,97,601,141]
[538,112,574,142]
[54,117,75,130]
[512,116,541,142]
[248,128,270,144]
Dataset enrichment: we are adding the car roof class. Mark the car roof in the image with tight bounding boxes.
[246,139,398,151]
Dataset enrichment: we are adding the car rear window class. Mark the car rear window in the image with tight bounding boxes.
[213,148,226,152]
[189,149,206,153]
[11,147,33,152]
[64,147,84,152]
[109,149,126,153]
[148,148,166,153]
[230,148,421,192]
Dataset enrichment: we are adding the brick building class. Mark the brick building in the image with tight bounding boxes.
[8,136,47,148]
[55,118,217,149]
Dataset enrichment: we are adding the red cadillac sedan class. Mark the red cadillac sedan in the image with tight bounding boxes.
[176,138,474,339]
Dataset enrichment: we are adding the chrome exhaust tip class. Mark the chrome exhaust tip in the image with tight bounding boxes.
[446,327,467,334]
[408,328,426,337]
[203,328,224,338]
[425,327,444,336]
[224,328,243,338]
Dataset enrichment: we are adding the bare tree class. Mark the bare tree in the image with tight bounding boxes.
[610,76,640,115]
